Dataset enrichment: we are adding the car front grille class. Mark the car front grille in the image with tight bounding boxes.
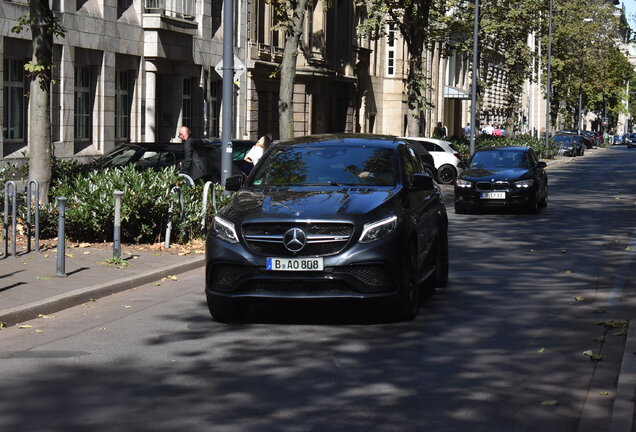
[242,222,354,257]
[476,181,510,191]
[240,280,352,294]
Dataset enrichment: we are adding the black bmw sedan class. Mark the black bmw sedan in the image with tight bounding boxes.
[206,134,449,322]
[454,146,548,214]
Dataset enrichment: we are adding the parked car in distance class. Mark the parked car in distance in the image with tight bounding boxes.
[206,134,449,322]
[559,130,597,149]
[625,132,636,149]
[551,134,584,156]
[400,137,463,184]
[454,146,548,214]
[92,140,255,181]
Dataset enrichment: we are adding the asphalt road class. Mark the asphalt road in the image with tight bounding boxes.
[1,146,636,432]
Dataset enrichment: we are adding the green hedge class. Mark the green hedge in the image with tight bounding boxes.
[449,135,559,162]
[38,165,229,244]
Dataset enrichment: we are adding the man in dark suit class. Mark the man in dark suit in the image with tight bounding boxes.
[179,126,213,182]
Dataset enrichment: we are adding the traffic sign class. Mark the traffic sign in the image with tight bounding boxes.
[214,56,245,82]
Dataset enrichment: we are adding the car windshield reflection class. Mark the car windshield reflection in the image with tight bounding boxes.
[469,150,530,169]
[250,146,397,187]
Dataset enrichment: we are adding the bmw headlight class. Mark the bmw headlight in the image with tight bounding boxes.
[514,179,534,188]
[359,215,398,243]
[456,179,472,188]
[213,216,239,243]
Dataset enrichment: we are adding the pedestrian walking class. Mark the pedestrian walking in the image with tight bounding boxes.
[433,122,447,139]
[179,126,213,182]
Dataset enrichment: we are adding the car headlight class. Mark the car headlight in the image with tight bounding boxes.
[456,179,472,188]
[359,215,398,243]
[213,216,239,243]
[514,179,534,188]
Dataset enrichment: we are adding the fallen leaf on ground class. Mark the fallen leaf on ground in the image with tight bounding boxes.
[83,251,91,255]
[35,276,50,280]
[0,322,6,329]
[35,329,44,334]
[562,270,573,274]
[575,296,584,302]
[612,329,627,336]
[123,305,132,309]
[65,253,74,258]
[37,314,56,319]
[561,249,568,253]
[537,347,545,353]
[167,275,178,280]
[155,283,161,286]
[17,324,33,329]
[583,350,593,357]
[541,400,558,406]
[600,391,610,396]
[626,246,633,251]
[79,243,91,248]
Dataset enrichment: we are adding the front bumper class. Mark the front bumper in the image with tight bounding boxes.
[206,230,408,300]
[454,186,535,208]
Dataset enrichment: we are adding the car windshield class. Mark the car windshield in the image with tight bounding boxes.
[552,136,572,143]
[469,150,530,169]
[98,146,140,167]
[249,145,397,187]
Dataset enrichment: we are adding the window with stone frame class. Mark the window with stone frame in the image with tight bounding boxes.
[3,58,26,140]
[74,66,92,141]
[386,22,396,77]
[115,70,129,141]
[182,78,192,128]
[210,78,220,138]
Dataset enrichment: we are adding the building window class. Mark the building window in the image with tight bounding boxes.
[182,78,192,128]
[115,71,129,141]
[3,59,25,140]
[74,66,91,141]
[210,79,220,137]
[386,22,395,77]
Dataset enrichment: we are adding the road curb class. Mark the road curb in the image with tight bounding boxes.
[0,255,205,327]
[610,320,636,432]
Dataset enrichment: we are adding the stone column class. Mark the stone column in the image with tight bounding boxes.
[144,60,158,142]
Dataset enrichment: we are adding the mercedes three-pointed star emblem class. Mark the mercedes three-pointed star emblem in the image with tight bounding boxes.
[283,228,307,252]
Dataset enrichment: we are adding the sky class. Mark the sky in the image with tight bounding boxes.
[624,0,636,31]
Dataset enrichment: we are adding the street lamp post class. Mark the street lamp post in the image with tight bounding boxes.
[544,0,553,150]
[578,19,593,136]
[469,0,479,156]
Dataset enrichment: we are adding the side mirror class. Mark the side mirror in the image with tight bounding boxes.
[411,173,435,190]
[225,174,244,192]
[537,161,547,168]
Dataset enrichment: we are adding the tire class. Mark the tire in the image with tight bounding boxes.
[539,184,548,209]
[395,243,420,321]
[206,294,247,323]
[437,164,457,185]
[434,228,449,288]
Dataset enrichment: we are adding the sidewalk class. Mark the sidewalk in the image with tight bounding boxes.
[0,240,205,327]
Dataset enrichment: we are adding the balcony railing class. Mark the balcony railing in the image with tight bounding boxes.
[145,0,195,20]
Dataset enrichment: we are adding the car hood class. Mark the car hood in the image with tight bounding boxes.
[460,168,530,181]
[221,187,399,222]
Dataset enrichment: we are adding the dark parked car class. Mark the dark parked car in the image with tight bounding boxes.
[206,134,449,322]
[454,146,548,214]
[551,134,584,156]
[626,133,636,149]
[92,139,255,181]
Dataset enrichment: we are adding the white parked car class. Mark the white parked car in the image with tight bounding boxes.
[400,137,463,184]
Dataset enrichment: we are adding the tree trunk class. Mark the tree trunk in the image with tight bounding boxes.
[278,0,310,140]
[28,0,54,204]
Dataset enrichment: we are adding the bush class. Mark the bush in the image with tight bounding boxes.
[448,134,558,163]
[43,166,227,244]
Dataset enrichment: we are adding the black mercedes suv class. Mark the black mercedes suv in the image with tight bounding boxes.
[205,134,448,322]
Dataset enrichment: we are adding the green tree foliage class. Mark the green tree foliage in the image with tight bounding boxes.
[544,0,633,130]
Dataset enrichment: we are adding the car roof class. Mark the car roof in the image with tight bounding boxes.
[400,137,453,146]
[278,133,402,148]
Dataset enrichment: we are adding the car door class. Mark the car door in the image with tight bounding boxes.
[400,144,437,271]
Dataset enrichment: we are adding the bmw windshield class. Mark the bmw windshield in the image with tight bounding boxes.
[469,150,530,169]
[249,145,397,187]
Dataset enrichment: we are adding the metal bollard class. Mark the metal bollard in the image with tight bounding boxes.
[56,197,67,277]
[25,179,40,253]
[3,181,17,258]
[164,186,184,248]
[201,181,217,231]
[179,173,195,186]
[113,191,123,258]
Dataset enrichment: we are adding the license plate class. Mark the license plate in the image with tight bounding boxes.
[266,257,324,271]
[480,192,505,199]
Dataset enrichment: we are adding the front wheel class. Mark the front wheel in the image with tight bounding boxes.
[395,243,420,321]
[437,164,457,184]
